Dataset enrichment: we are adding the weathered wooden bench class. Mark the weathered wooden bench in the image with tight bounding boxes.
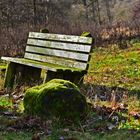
[1,32,93,88]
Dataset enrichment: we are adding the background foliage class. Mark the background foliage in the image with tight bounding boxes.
[0,0,140,56]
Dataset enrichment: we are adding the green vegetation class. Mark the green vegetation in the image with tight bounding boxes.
[1,43,140,139]
[1,129,140,140]
[87,43,140,90]
[0,132,33,140]
[0,61,6,88]
[0,97,13,113]
[0,97,12,108]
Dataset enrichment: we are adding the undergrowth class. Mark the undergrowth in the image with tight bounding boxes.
[86,43,140,90]
[0,43,140,139]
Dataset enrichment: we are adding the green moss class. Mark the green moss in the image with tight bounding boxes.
[81,31,92,37]
[0,63,7,74]
[0,66,6,70]
[0,65,6,79]
[24,79,87,120]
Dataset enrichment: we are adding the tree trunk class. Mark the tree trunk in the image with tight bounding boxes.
[104,0,112,24]
[33,0,37,26]
[96,0,102,25]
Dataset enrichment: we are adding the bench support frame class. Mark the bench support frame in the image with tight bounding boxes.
[44,70,86,85]
[5,62,41,88]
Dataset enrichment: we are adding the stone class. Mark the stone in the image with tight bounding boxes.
[23,79,87,120]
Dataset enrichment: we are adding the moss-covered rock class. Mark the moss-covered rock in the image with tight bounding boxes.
[23,79,87,120]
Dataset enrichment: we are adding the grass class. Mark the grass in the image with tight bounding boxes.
[0,96,12,109]
[0,130,140,140]
[87,43,140,90]
[0,132,32,140]
[1,43,140,139]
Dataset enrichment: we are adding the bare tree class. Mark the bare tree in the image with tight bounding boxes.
[96,0,101,25]
[33,0,37,26]
[82,0,89,25]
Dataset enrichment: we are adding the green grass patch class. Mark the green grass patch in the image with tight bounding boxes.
[0,131,33,140]
[0,97,12,110]
[0,130,139,140]
[87,43,140,90]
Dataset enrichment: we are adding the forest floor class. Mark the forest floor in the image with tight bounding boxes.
[1,42,140,139]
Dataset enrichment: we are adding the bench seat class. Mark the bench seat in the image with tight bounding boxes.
[1,57,87,73]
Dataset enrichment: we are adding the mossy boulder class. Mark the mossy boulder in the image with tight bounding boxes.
[23,79,87,120]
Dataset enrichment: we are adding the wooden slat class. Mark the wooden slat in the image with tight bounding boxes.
[27,38,92,53]
[25,46,90,62]
[1,57,84,72]
[24,53,87,70]
[29,32,93,44]
[1,57,55,71]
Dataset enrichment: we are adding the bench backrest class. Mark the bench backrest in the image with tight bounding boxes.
[24,32,93,70]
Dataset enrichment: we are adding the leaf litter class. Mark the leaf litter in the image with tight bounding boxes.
[0,85,140,139]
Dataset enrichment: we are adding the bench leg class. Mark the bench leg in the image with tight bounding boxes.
[44,70,85,85]
[4,62,17,88]
[4,63,42,88]
[44,70,63,83]
[63,71,85,85]
[14,65,42,86]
